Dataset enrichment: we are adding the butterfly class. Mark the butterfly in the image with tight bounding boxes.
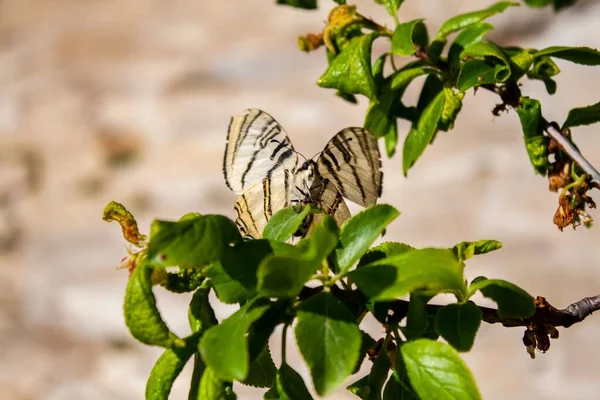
[223,108,383,239]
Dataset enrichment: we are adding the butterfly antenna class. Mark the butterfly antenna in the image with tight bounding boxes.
[270,139,307,163]
[309,137,353,161]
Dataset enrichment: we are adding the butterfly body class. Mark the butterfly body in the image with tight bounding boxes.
[223,109,382,239]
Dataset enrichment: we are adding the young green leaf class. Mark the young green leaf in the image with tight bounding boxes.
[258,217,338,297]
[263,206,314,242]
[198,367,236,400]
[434,303,482,352]
[448,22,494,75]
[348,248,467,301]
[384,0,404,17]
[124,262,181,348]
[439,88,464,131]
[392,19,428,56]
[534,46,600,66]
[146,343,196,400]
[437,2,517,38]
[527,56,560,95]
[188,287,218,333]
[467,277,535,318]
[276,0,317,9]
[453,239,502,262]
[147,215,242,268]
[516,97,549,175]
[199,298,272,381]
[337,204,400,273]
[457,42,511,91]
[358,241,415,267]
[390,65,431,90]
[318,33,379,99]
[402,91,445,175]
[295,292,362,396]
[276,363,314,400]
[563,101,600,129]
[102,200,146,246]
[402,339,482,400]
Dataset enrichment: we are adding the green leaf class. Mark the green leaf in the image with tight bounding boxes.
[243,345,277,388]
[390,65,430,90]
[383,347,419,400]
[358,241,415,267]
[457,42,511,91]
[124,263,181,347]
[199,298,272,381]
[102,200,146,246]
[467,277,535,318]
[405,294,430,340]
[448,22,494,76]
[348,248,467,301]
[146,341,196,400]
[563,101,600,129]
[277,364,314,400]
[147,215,242,268]
[188,354,206,400]
[318,33,378,99]
[179,212,202,222]
[534,46,600,66]
[276,0,317,9]
[337,204,400,273]
[295,292,362,396]
[402,339,481,400]
[516,96,549,175]
[453,239,502,262]
[188,287,218,333]
[221,239,274,291]
[258,217,338,297]
[384,0,404,17]
[392,19,428,56]
[263,206,314,242]
[437,2,518,38]
[402,91,445,175]
[198,367,236,400]
[204,262,255,304]
[527,56,560,95]
[439,88,464,131]
[434,303,482,352]
[347,345,391,400]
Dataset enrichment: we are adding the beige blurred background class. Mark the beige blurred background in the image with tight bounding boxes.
[1,0,600,399]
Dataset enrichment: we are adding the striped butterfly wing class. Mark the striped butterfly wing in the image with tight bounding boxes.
[308,178,351,232]
[315,127,383,207]
[224,108,299,195]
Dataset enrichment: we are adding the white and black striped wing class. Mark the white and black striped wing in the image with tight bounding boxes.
[313,178,351,228]
[315,127,382,207]
[223,108,299,195]
[233,169,296,239]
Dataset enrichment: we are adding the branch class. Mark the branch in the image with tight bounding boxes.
[545,124,600,188]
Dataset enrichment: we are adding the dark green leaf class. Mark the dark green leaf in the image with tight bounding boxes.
[467,277,535,318]
[162,267,204,293]
[405,294,430,340]
[347,345,391,400]
[516,96,549,175]
[457,42,511,91]
[439,88,464,131]
[402,91,445,175]
[383,347,419,400]
[146,343,196,400]
[390,65,430,91]
[188,354,206,400]
[179,212,202,222]
[527,56,560,95]
[402,339,481,400]
[337,204,400,273]
[358,241,415,267]
[346,375,371,399]
[448,22,494,76]
[147,215,242,268]
[198,367,236,400]
[434,303,482,352]
[243,345,277,388]
[353,331,378,374]
[295,292,362,396]
[276,0,317,9]
[318,33,379,99]
[188,287,218,333]
[437,2,517,38]
[392,19,428,56]
[263,206,314,242]
[199,299,272,381]
[277,364,314,400]
[222,239,274,290]
[258,217,338,297]
[348,248,467,301]
[534,46,600,66]
[204,262,255,304]
[124,263,181,347]
[264,385,280,399]
[563,101,600,129]
[453,239,502,262]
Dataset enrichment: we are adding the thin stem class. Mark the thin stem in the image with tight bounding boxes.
[281,324,289,364]
[546,124,600,187]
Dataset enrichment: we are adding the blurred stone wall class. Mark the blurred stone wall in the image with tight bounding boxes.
[0,0,599,399]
